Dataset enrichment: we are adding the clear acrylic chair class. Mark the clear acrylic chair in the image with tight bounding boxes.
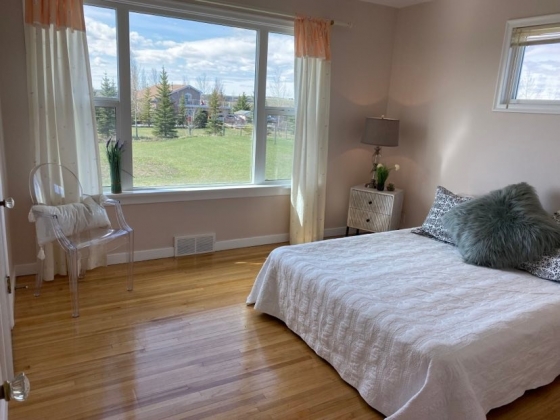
[29,163,133,317]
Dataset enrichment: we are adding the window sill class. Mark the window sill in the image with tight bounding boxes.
[493,103,560,114]
[105,183,291,205]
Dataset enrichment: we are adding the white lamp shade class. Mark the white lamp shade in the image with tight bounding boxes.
[362,117,400,147]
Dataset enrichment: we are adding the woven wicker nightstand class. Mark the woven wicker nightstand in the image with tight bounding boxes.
[346,185,404,235]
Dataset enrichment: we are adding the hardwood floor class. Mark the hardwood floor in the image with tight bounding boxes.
[9,244,560,419]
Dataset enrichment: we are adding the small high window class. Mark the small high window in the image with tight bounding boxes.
[494,14,560,114]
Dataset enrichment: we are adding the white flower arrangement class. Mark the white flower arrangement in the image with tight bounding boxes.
[376,163,400,186]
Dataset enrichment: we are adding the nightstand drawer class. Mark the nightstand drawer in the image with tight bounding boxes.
[347,208,391,232]
[349,189,393,215]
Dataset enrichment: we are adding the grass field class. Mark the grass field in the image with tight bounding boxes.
[99,125,294,188]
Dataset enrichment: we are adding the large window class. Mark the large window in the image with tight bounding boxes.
[84,1,294,190]
[495,14,560,113]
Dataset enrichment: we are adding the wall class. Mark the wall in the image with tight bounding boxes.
[0,0,398,270]
[0,0,35,272]
[386,0,560,227]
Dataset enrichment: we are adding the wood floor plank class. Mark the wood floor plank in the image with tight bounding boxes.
[8,243,560,419]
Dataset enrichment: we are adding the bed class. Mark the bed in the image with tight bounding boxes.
[247,229,560,420]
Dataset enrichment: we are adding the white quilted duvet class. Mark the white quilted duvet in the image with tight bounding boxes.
[247,229,560,420]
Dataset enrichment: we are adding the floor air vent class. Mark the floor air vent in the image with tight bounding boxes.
[174,234,215,257]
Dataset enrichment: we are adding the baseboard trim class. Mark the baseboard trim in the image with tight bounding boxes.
[15,227,347,277]
[324,227,347,238]
[15,263,38,278]
[214,233,289,251]
[107,247,174,265]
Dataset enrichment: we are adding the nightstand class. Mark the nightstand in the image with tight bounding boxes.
[346,185,404,235]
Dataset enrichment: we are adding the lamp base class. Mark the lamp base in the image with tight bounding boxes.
[365,147,382,189]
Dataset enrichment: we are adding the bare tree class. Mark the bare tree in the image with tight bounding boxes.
[516,72,537,100]
[151,68,159,87]
[213,78,225,97]
[554,84,560,100]
[131,58,140,139]
[213,78,226,110]
[140,68,148,89]
[268,66,288,101]
[195,73,210,94]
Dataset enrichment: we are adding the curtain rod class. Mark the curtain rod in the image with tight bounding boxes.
[192,0,353,28]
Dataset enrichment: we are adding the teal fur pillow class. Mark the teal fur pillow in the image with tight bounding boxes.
[442,183,560,269]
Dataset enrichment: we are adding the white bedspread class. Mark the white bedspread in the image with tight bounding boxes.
[247,229,560,420]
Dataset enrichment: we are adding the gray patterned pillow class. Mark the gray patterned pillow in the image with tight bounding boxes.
[411,186,472,244]
[519,251,560,282]
[519,211,560,282]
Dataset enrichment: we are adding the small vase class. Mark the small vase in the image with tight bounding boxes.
[109,162,122,194]
[376,182,385,191]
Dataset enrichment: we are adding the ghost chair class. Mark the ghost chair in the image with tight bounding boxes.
[29,163,133,317]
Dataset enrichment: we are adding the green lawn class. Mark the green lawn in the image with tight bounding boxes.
[99,126,294,188]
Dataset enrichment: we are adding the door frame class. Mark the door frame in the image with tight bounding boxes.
[0,92,15,420]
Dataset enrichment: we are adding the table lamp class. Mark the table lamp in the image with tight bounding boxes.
[361,116,399,188]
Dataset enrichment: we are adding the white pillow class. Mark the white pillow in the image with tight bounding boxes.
[29,196,111,246]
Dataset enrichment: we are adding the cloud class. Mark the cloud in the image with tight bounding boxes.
[84,9,294,97]
[85,13,119,88]
[516,42,560,99]
[130,31,155,49]
[85,17,117,57]
[132,33,260,94]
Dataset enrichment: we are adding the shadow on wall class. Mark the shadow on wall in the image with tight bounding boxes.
[386,101,435,227]
[324,89,389,229]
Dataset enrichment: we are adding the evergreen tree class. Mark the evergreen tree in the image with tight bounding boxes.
[152,67,177,138]
[177,94,187,127]
[140,88,152,127]
[207,88,223,135]
[193,110,208,128]
[95,73,117,138]
[232,92,251,112]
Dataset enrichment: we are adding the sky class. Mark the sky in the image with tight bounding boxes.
[517,43,560,100]
[84,5,295,98]
[84,5,559,102]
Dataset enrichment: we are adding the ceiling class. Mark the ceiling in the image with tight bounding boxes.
[360,0,432,8]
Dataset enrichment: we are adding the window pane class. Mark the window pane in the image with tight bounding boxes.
[95,106,117,187]
[516,43,560,100]
[84,5,119,98]
[266,33,294,108]
[129,12,257,187]
[132,125,254,187]
[265,114,295,180]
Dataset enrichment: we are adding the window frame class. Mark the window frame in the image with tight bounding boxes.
[86,0,295,194]
[494,14,560,114]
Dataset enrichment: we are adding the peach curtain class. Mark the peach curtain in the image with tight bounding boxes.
[24,0,103,280]
[295,16,331,61]
[290,17,332,245]
[25,0,85,31]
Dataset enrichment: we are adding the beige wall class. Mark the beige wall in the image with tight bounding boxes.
[386,0,560,227]
[0,0,398,267]
[0,0,35,269]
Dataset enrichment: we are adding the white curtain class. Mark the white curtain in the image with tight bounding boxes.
[290,17,331,245]
[25,0,103,280]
